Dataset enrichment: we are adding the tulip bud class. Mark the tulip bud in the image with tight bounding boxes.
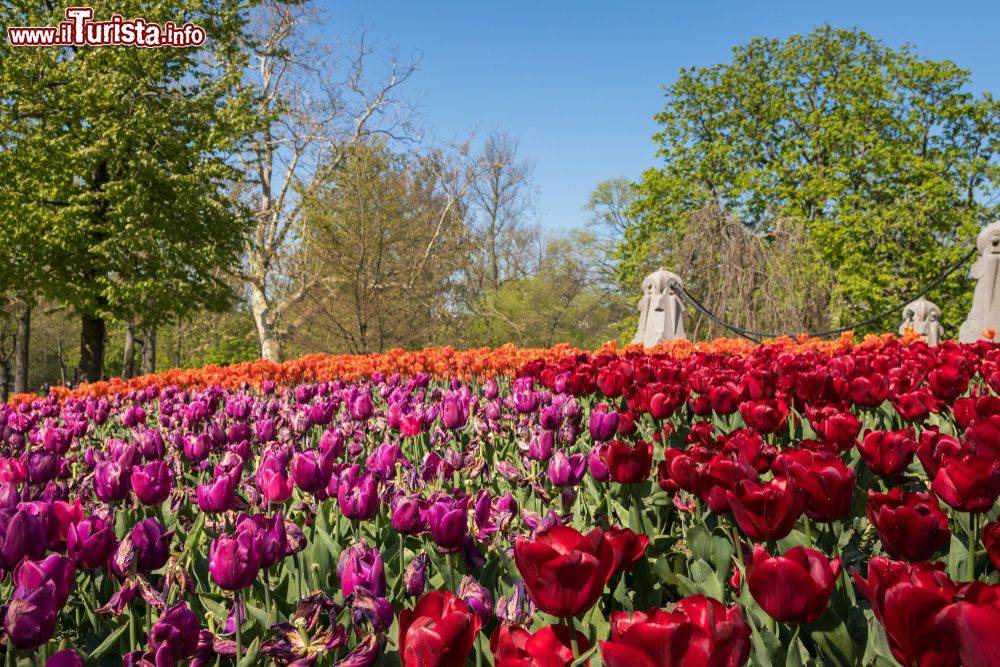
[457,575,493,625]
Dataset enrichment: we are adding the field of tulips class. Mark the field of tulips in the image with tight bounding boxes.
[3,336,1000,666]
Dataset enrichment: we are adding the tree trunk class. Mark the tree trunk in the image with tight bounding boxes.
[122,322,136,379]
[250,281,282,362]
[141,324,157,375]
[79,313,106,383]
[0,360,9,402]
[13,304,29,394]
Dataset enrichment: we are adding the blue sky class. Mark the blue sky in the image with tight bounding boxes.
[318,0,999,231]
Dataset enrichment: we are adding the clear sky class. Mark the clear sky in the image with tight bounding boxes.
[317,0,999,231]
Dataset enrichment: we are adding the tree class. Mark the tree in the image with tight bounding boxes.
[291,142,471,354]
[236,0,416,361]
[0,2,255,381]
[455,132,540,345]
[627,26,999,334]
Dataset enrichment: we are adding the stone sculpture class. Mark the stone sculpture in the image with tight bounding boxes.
[900,298,944,346]
[959,221,1000,343]
[632,269,686,346]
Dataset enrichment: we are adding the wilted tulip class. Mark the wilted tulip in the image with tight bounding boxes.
[513,525,615,618]
[404,553,429,597]
[747,545,841,625]
[457,575,493,625]
[398,591,481,667]
[600,595,750,667]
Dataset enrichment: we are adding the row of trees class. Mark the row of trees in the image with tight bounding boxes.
[2,10,997,395]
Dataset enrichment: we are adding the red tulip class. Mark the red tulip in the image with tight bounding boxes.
[490,623,588,667]
[805,405,861,450]
[513,526,615,618]
[746,545,841,625]
[866,488,950,561]
[599,595,751,667]
[606,440,653,484]
[738,399,788,434]
[931,453,1000,512]
[398,591,481,667]
[983,520,1000,572]
[853,558,960,667]
[727,477,803,542]
[857,429,917,477]
[773,448,855,522]
[936,582,1000,667]
[605,526,648,574]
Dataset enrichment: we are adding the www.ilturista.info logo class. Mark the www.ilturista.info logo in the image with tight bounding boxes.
[7,7,206,48]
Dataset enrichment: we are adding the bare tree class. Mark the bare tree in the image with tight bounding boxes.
[236,1,417,360]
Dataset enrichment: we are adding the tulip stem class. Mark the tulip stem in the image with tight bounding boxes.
[263,568,272,614]
[128,601,138,653]
[968,512,978,581]
[804,516,813,549]
[235,591,243,662]
[566,615,580,659]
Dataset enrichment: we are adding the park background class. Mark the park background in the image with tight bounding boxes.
[0,0,998,396]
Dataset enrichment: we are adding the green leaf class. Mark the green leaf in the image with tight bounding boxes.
[88,620,128,662]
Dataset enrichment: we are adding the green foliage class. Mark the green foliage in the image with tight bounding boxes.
[0,1,256,326]
[628,26,999,333]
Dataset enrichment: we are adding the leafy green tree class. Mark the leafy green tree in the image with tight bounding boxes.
[0,2,255,381]
[628,26,999,334]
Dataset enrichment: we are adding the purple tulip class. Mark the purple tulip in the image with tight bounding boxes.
[67,515,117,570]
[255,450,292,504]
[45,649,85,667]
[457,575,493,624]
[209,529,262,591]
[589,442,610,481]
[4,581,58,649]
[440,395,469,430]
[131,460,173,506]
[391,495,426,534]
[527,429,555,461]
[513,388,539,414]
[130,518,173,574]
[337,542,387,597]
[403,553,429,596]
[197,472,238,513]
[27,451,59,484]
[290,449,329,494]
[235,512,286,569]
[94,461,131,502]
[426,495,468,552]
[337,467,378,521]
[540,405,563,431]
[0,508,47,570]
[183,434,212,462]
[147,602,201,662]
[495,580,536,626]
[547,450,587,487]
[349,393,374,421]
[255,418,276,443]
[13,555,75,607]
[588,405,619,442]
